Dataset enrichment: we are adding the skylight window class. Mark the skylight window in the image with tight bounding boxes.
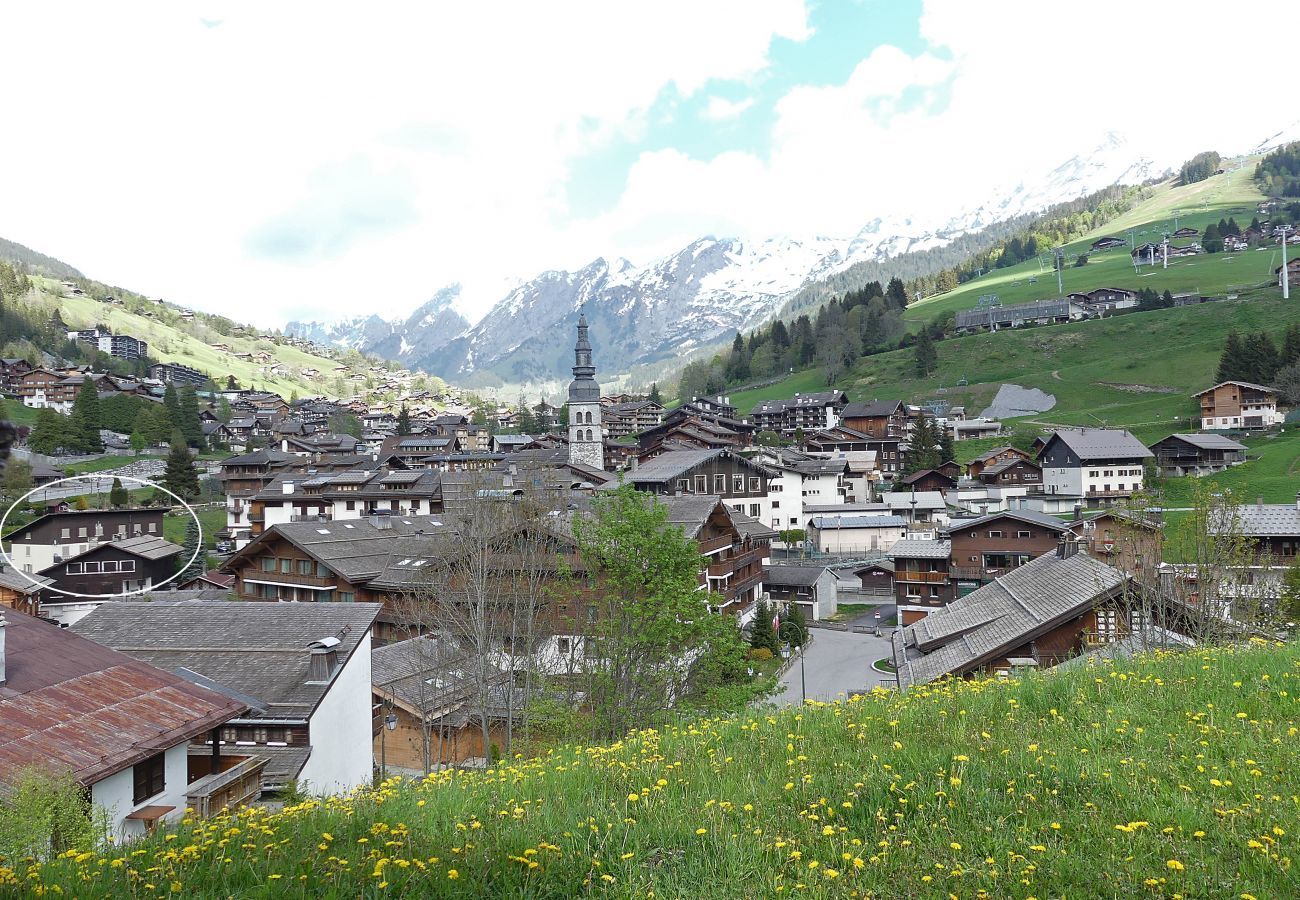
[316,528,331,534]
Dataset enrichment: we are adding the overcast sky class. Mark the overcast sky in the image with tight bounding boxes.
[1,1,1295,328]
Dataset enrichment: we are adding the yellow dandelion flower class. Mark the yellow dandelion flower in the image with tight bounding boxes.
[1166,860,1185,872]
[448,869,460,880]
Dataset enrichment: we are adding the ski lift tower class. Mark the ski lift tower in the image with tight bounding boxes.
[977,294,1001,331]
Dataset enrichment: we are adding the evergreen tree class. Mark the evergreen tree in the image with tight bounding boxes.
[108,477,128,508]
[162,433,200,500]
[163,382,181,431]
[647,382,662,405]
[177,518,205,582]
[727,332,750,383]
[137,403,175,446]
[1216,332,1247,382]
[1247,331,1280,384]
[177,385,203,448]
[69,376,103,453]
[225,374,238,390]
[938,427,956,465]
[783,602,807,648]
[1281,323,1300,369]
[396,404,412,436]
[750,599,779,654]
[770,319,791,349]
[886,277,908,308]
[913,329,937,377]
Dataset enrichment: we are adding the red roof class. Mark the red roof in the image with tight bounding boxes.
[0,610,246,789]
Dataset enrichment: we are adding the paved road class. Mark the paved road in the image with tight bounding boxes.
[772,627,897,706]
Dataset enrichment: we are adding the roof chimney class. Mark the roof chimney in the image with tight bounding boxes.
[1057,537,1079,559]
[0,614,7,686]
[306,636,340,682]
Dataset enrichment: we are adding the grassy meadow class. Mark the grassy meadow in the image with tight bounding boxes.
[10,641,1299,898]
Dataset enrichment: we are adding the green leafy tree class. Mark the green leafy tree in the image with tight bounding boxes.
[570,486,750,739]
[1281,563,1300,623]
[162,433,200,500]
[0,768,109,860]
[129,429,146,452]
[69,377,103,453]
[108,477,128,508]
[782,602,808,648]
[0,458,34,506]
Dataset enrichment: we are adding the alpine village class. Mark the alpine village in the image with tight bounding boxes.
[3,16,1300,899]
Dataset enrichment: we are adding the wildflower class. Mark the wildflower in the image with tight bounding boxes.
[448,869,460,880]
[696,828,707,835]
[950,842,962,851]
[1167,860,1185,872]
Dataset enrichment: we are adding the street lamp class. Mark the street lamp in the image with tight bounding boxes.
[379,699,397,781]
[779,619,806,705]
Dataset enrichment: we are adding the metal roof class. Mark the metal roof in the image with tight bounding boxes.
[1155,433,1248,452]
[0,609,246,790]
[764,565,831,587]
[1041,428,1153,461]
[810,515,906,529]
[889,539,951,559]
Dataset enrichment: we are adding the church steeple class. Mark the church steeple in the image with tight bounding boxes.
[567,310,603,470]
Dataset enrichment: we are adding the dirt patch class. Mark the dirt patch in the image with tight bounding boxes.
[1097,381,1179,394]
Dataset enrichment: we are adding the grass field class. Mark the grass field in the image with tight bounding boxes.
[16,641,1300,898]
[1156,431,1300,508]
[734,288,1300,441]
[162,505,227,550]
[904,165,1277,328]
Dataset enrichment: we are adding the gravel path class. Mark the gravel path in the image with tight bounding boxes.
[980,383,1057,419]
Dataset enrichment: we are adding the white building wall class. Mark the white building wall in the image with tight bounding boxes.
[811,524,906,554]
[90,741,191,841]
[301,630,374,795]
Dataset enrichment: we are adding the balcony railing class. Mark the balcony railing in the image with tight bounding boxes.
[724,571,764,602]
[289,513,331,522]
[698,535,734,555]
[894,570,948,584]
[186,756,267,818]
[242,569,336,588]
[706,547,766,577]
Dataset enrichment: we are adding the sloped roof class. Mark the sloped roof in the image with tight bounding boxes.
[889,538,951,559]
[842,400,904,418]
[54,534,182,565]
[1040,428,1152,461]
[948,509,1071,533]
[764,565,831,587]
[810,515,906,529]
[0,609,246,790]
[1155,433,1248,452]
[71,600,381,722]
[892,550,1126,688]
[1192,380,1278,397]
[1221,504,1300,537]
[980,457,1041,476]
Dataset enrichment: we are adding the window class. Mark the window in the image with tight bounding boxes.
[148,523,157,533]
[772,501,780,510]
[297,559,313,575]
[1095,608,1119,641]
[67,562,83,574]
[280,558,291,573]
[133,523,143,535]
[78,527,87,538]
[749,477,760,492]
[102,561,119,573]
[988,530,1003,538]
[1016,530,1031,539]
[61,528,70,539]
[749,504,760,517]
[346,500,355,510]
[132,752,166,804]
[732,474,745,494]
[676,479,689,493]
[557,637,571,655]
[83,561,101,573]
[261,557,275,572]
[121,560,136,573]
[695,475,707,494]
[714,474,726,492]
[586,605,598,624]
[338,591,355,603]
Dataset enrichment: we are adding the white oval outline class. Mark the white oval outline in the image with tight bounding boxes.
[0,473,204,599]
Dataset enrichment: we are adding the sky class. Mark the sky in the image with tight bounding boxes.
[1,1,1297,329]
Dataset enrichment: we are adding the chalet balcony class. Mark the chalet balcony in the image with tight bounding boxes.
[950,565,997,581]
[242,569,337,588]
[707,547,766,577]
[185,756,267,818]
[698,535,734,555]
[289,513,331,522]
[724,570,764,602]
[247,508,265,523]
[894,570,948,584]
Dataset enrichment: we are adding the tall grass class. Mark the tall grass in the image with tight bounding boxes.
[8,642,1299,897]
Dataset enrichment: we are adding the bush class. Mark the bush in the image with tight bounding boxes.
[748,647,773,661]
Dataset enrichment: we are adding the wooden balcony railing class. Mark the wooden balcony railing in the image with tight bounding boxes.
[241,569,336,588]
[185,756,267,818]
[894,570,948,584]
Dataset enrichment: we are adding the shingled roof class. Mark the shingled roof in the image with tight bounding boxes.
[1040,428,1152,461]
[0,609,245,790]
[71,600,381,722]
[891,550,1126,689]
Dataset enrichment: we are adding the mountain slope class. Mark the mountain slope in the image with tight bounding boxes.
[288,134,1171,388]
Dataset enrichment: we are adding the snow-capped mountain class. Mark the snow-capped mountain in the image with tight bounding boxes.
[288,134,1171,387]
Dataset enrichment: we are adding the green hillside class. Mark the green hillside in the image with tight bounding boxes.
[732,287,1300,441]
[906,165,1276,326]
[15,642,1299,897]
[26,279,368,398]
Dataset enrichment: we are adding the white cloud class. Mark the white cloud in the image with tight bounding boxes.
[0,0,808,325]
[702,95,757,122]
[0,0,1296,333]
